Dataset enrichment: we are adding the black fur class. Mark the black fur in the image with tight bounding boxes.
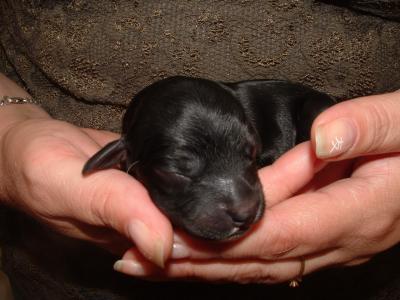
[83,76,335,240]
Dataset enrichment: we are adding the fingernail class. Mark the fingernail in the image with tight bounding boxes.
[128,220,165,268]
[113,260,147,276]
[315,118,356,158]
[171,242,190,259]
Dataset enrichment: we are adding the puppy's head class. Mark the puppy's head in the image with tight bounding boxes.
[83,77,265,241]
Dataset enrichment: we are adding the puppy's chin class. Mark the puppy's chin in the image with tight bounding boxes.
[178,197,265,241]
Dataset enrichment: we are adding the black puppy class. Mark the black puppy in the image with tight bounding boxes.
[83,76,335,241]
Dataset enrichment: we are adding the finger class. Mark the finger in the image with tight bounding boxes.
[3,120,172,266]
[80,167,173,267]
[117,247,304,283]
[45,217,132,254]
[170,154,400,261]
[296,158,354,193]
[241,154,400,260]
[171,188,344,261]
[259,141,326,207]
[162,142,325,258]
[311,90,400,160]
[114,247,354,284]
[48,156,173,268]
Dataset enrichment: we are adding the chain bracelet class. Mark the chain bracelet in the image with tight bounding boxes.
[0,96,39,107]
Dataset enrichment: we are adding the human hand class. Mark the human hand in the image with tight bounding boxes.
[113,91,400,284]
[0,75,173,267]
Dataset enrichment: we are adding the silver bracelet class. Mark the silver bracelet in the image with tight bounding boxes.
[0,96,39,107]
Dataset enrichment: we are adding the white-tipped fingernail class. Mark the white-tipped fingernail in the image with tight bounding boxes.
[171,242,190,259]
[128,220,166,268]
[113,260,147,276]
[315,118,356,158]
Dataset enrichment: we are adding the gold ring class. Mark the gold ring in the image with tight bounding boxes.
[289,257,305,288]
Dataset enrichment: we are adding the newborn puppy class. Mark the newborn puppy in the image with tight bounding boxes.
[83,76,335,241]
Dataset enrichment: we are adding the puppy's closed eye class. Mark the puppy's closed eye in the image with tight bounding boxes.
[169,154,203,178]
[152,168,192,193]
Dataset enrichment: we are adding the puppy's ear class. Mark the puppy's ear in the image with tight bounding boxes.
[82,138,127,175]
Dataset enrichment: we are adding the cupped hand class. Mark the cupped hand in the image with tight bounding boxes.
[0,116,173,267]
[114,91,400,284]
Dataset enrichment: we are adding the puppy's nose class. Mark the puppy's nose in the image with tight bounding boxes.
[230,211,254,229]
[228,199,261,229]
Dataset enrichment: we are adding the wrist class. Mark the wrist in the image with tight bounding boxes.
[0,104,51,205]
[0,74,51,138]
[0,74,52,204]
[0,103,50,139]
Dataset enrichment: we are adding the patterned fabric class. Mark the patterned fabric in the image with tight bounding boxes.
[1,0,400,131]
[0,1,400,299]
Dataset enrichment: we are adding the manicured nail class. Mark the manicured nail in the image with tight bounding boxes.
[113,260,147,276]
[315,118,356,158]
[128,220,165,268]
[171,242,190,259]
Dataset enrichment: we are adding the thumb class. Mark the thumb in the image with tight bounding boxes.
[311,90,400,160]
[79,167,173,268]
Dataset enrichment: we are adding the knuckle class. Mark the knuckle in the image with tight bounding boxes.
[363,217,394,243]
[83,173,129,229]
[232,264,272,284]
[363,102,392,152]
[262,215,299,258]
[345,196,396,254]
[169,262,290,285]
[83,176,116,225]
[173,263,196,279]
[354,184,395,243]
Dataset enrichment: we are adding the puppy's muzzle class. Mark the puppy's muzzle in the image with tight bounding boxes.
[189,175,265,241]
[221,177,265,239]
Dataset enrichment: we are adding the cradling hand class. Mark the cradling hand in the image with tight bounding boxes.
[113,90,400,284]
[0,74,173,267]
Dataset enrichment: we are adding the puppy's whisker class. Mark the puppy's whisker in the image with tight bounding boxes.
[126,160,139,175]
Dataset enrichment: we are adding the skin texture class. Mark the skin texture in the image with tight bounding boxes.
[1,73,400,283]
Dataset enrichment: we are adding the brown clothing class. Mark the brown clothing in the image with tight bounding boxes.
[1,0,400,131]
[1,1,400,299]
